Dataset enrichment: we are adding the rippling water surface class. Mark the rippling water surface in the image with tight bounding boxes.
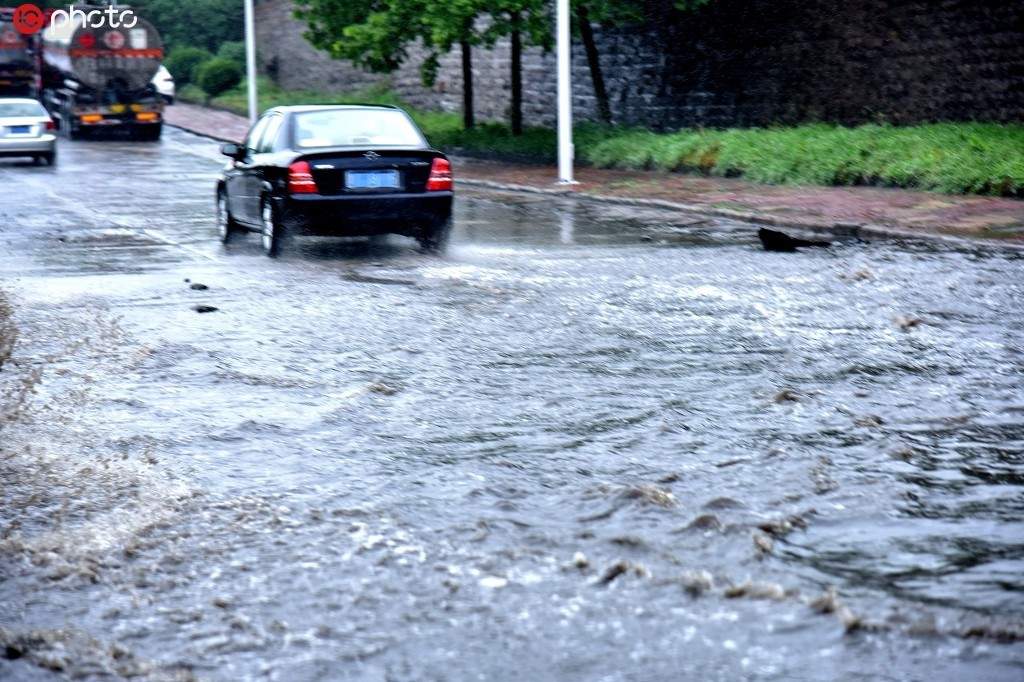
[1,131,1023,680]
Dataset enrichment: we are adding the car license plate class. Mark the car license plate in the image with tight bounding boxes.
[345,170,400,190]
[8,125,30,134]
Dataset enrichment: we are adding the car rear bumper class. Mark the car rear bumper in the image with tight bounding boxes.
[282,191,453,236]
[0,135,56,155]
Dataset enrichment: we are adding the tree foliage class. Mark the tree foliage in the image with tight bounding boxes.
[165,46,213,88]
[197,57,242,100]
[291,0,713,132]
[131,0,243,54]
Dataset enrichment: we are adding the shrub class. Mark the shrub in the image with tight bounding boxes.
[164,46,213,88]
[196,58,243,100]
[216,41,246,68]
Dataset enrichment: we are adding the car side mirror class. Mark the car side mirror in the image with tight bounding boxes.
[220,142,242,159]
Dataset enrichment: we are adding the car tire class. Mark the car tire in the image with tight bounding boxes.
[216,188,239,244]
[417,217,452,254]
[260,197,285,258]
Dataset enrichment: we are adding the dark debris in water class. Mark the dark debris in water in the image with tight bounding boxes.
[598,560,648,585]
[367,381,401,396]
[0,627,197,680]
[191,305,218,314]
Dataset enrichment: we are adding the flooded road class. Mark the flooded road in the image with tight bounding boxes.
[1,127,1023,681]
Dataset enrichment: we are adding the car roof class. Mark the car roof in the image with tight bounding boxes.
[268,104,401,115]
[0,98,45,105]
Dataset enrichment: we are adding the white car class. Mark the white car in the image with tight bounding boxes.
[152,65,175,104]
[0,98,57,165]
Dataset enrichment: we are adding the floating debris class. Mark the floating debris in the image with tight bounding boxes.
[680,570,714,597]
[752,532,774,557]
[723,580,788,601]
[367,382,400,396]
[703,496,744,510]
[889,447,917,462]
[757,512,811,538]
[773,388,802,403]
[598,560,647,585]
[684,514,723,532]
[479,576,508,589]
[191,305,218,314]
[621,484,676,508]
[854,414,885,428]
[571,551,589,570]
[609,535,647,549]
[188,283,209,291]
[599,561,630,585]
[840,269,874,282]
[894,315,924,332]
[808,587,840,614]
[960,622,1024,643]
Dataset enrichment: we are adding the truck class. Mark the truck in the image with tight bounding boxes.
[0,7,41,98]
[40,5,165,140]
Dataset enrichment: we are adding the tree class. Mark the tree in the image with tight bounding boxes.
[294,0,427,73]
[296,0,484,130]
[572,1,640,125]
[481,0,553,135]
[131,0,243,53]
[422,1,487,129]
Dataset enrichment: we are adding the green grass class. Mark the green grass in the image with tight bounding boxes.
[182,80,1024,197]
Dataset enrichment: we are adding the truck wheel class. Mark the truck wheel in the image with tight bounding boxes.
[417,217,452,254]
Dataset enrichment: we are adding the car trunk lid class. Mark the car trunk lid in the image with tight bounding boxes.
[0,117,47,137]
[297,148,439,196]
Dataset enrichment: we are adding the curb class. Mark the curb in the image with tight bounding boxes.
[166,122,238,146]
[167,123,1023,251]
[456,178,1024,250]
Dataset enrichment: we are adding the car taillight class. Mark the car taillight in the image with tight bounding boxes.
[426,157,453,191]
[45,120,55,131]
[288,161,317,194]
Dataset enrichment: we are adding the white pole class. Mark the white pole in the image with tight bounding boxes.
[244,0,258,124]
[556,0,575,184]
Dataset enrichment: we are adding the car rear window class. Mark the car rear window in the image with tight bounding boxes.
[293,109,426,149]
[0,101,46,117]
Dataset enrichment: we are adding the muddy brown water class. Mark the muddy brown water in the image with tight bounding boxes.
[1,128,1023,681]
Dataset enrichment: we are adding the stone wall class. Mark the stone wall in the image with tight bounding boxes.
[254,0,1024,129]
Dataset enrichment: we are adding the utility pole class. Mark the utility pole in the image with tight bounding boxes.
[556,0,575,184]
[243,0,257,124]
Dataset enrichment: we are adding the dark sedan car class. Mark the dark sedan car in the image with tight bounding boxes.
[216,104,454,256]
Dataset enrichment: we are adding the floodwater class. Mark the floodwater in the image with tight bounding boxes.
[1,128,1023,681]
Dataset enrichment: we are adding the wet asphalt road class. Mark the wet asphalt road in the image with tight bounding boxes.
[1,128,1023,681]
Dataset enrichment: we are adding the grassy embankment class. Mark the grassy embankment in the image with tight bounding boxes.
[180,78,1024,197]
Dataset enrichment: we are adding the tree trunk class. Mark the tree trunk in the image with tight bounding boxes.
[461,39,474,129]
[510,10,523,136]
[576,3,612,125]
